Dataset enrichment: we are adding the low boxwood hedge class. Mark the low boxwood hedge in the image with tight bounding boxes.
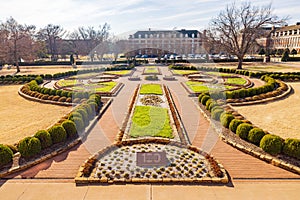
[62,120,77,138]
[220,113,235,128]
[247,128,266,145]
[282,138,300,159]
[236,123,253,140]
[18,137,42,158]
[0,144,13,166]
[48,125,67,144]
[34,130,52,149]
[229,119,243,133]
[260,134,283,155]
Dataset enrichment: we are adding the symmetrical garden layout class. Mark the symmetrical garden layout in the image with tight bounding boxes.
[1,63,300,184]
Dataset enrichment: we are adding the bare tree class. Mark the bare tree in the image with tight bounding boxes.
[69,23,110,61]
[207,2,286,69]
[37,24,65,61]
[0,17,36,72]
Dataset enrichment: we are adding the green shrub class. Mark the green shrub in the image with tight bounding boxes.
[260,134,283,155]
[18,137,42,158]
[48,125,67,144]
[56,90,62,96]
[34,130,52,149]
[0,144,13,166]
[229,119,243,133]
[208,101,218,112]
[6,144,18,154]
[201,95,210,106]
[205,99,213,110]
[211,109,224,121]
[236,123,253,140]
[198,93,206,102]
[73,117,85,133]
[220,113,235,128]
[76,109,89,126]
[50,89,57,96]
[282,138,300,159]
[62,120,77,138]
[247,128,266,145]
[68,111,83,121]
[61,90,69,97]
[35,76,43,84]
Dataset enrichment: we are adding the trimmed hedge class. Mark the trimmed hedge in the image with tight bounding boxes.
[211,108,224,121]
[282,138,300,159]
[18,137,42,158]
[62,120,77,138]
[34,130,52,149]
[72,117,85,133]
[260,134,283,155]
[0,144,13,166]
[236,123,253,140]
[48,125,67,144]
[220,113,235,128]
[229,119,243,133]
[201,95,210,105]
[247,128,266,145]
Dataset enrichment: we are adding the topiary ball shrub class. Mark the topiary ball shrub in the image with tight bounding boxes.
[52,96,60,101]
[18,137,42,158]
[0,144,13,166]
[76,109,89,126]
[229,119,243,133]
[247,128,266,145]
[211,109,224,121]
[198,93,206,102]
[282,138,300,159]
[34,130,52,149]
[205,99,213,110]
[48,125,67,144]
[260,134,283,155]
[58,96,67,102]
[62,120,77,138]
[72,117,85,133]
[201,95,210,106]
[220,113,235,128]
[236,123,253,140]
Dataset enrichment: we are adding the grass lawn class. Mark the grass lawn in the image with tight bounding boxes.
[0,85,71,144]
[185,81,233,93]
[140,84,163,95]
[206,72,233,77]
[72,81,117,92]
[56,79,83,87]
[225,77,247,85]
[70,72,99,79]
[105,70,132,75]
[144,67,159,74]
[172,70,198,75]
[130,106,173,138]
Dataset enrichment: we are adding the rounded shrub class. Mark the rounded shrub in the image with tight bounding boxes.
[236,123,253,140]
[62,120,77,138]
[61,90,69,97]
[260,134,283,155]
[201,95,210,106]
[56,90,62,96]
[229,119,243,133]
[0,144,13,166]
[247,128,266,145]
[76,109,89,126]
[211,109,224,121]
[48,125,67,144]
[220,113,235,128]
[58,96,67,102]
[205,99,213,110]
[282,138,300,159]
[208,101,218,112]
[34,130,52,149]
[18,137,42,158]
[198,93,206,102]
[52,96,60,101]
[73,117,85,133]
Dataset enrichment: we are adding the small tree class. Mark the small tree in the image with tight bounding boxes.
[276,49,284,57]
[291,49,297,57]
[281,49,289,62]
[258,48,265,57]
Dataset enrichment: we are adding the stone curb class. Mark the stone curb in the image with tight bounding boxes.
[192,99,300,176]
[0,98,113,178]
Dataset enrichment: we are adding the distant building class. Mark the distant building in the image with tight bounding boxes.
[270,23,300,52]
[127,29,204,56]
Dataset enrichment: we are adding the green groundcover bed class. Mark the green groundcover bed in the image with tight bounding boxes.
[172,70,199,75]
[105,70,132,75]
[225,77,247,85]
[56,79,83,87]
[185,81,233,93]
[72,81,117,92]
[145,67,159,74]
[140,84,163,95]
[130,106,174,138]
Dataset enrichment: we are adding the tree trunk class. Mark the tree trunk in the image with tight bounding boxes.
[237,58,243,69]
[16,62,20,73]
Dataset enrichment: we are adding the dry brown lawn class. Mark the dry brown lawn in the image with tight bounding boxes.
[234,82,300,139]
[0,85,72,145]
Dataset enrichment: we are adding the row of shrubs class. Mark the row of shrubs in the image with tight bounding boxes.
[198,93,300,160]
[21,80,91,104]
[169,64,300,81]
[0,94,102,167]
[0,74,40,84]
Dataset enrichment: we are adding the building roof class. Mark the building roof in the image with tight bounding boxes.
[131,29,201,39]
[274,24,300,32]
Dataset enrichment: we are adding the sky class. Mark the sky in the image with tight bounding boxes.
[0,0,300,38]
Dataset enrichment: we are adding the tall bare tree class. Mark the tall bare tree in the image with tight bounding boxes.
[0,17,36,72]
[207,2,286,69]
[37,24,65,61]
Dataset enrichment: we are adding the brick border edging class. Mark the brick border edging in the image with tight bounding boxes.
[192,99,300,176]
[0,98,113,178]
[228,82,292,106]
[74,140,228,184]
